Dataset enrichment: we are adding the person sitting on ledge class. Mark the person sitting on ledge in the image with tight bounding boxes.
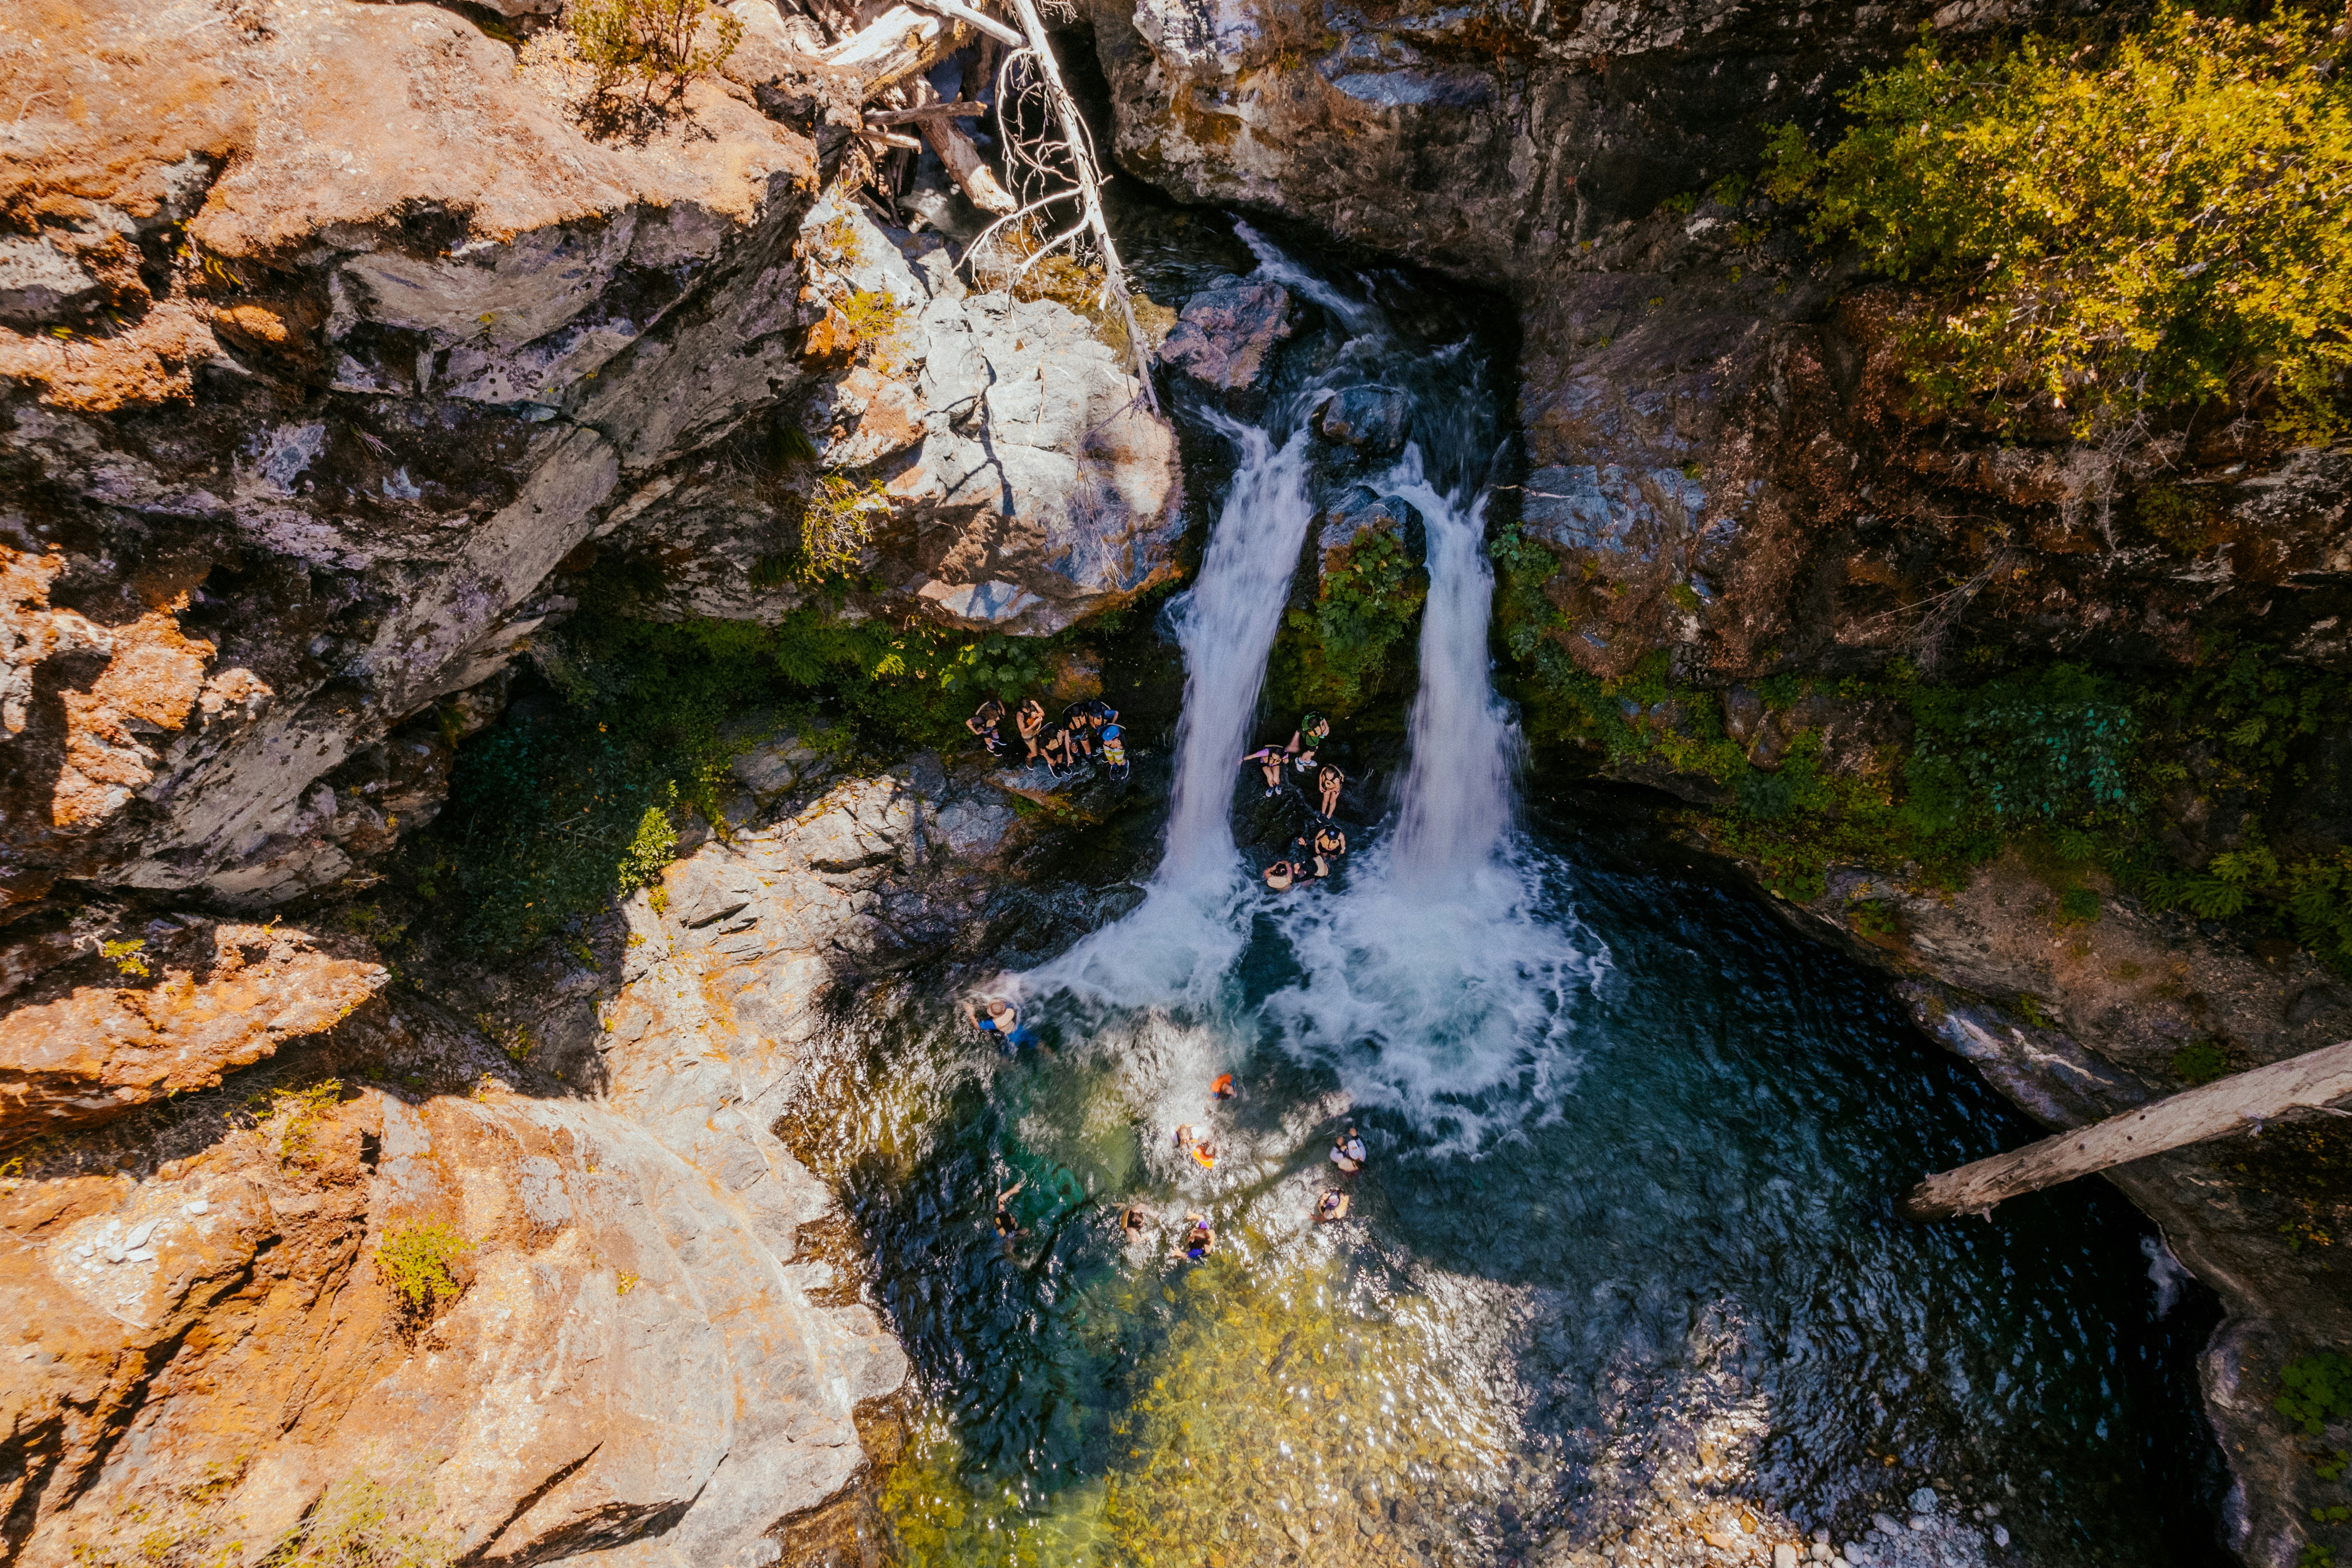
[966,697,1009,757]
[1329,1125,1368,1174]
[1316,1189,1351,1223]
[1239,744,1288,796]
[1015,699,1046,765]
[1316,764,1345,819]
[1100,720,1130,781]
[1263,860,1297,893]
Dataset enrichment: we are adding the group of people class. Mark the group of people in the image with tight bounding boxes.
[968,695,1129,782]
[1246,712,1351,892]
[983,1073,1375,1267]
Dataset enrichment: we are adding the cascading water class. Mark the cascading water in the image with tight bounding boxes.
[1148,420,1317,888]
[784,228,2229,1568]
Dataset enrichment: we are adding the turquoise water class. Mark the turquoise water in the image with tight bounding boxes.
[781,822,2221,1566]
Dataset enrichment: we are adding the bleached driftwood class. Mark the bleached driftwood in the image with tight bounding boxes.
[858,127,924,152]
[863,98,988,124]
[905,0,1024,47]
[1902,1038,2352,1220]
[899,79,1017,214]
[822,4,969,97]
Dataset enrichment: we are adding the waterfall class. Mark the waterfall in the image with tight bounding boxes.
[1155,421,1319,888]
[1391,478,1518,880]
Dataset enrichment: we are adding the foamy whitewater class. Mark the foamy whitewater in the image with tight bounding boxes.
[1020,239,1607,1151]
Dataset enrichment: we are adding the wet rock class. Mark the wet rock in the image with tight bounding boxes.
[1160,277,1298,408]
[1314,386,1408,454]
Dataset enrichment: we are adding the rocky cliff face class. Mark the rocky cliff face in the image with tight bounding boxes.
[2,0,1177,1557]
[1,0,1179,922]
[0,737,1019,1565]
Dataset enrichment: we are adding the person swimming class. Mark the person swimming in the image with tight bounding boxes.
[993,1175,1027,1249]
[1210,1073,1235,1101]
[1171,1211,1214,1263]
[1329,1125,1368,1173]
[1315,1189,1351,1223]
[969,996,1040,1055]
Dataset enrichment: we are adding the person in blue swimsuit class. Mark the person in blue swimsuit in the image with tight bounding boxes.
[969,996,1040,1054]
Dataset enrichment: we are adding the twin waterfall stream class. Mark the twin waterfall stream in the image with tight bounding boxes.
[782,236,2223,1568]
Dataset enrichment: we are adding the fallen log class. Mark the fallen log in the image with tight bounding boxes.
[899,79,1017,214]
[864,99,989,125]
[1901,1037,2352,1220]
[858,127,924,152]
[905,0,1024,48]
[821,4,969,97]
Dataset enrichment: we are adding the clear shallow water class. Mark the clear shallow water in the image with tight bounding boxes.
[775,235,2223,1567]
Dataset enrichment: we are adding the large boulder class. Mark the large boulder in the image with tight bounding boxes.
[593,195,1187,637]
[1159,277,1299,409]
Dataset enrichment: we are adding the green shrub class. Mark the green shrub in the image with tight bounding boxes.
[2058,886,2102,925]
[264,1461,456,1568]
[1905,664,2134,830]
[2171,1039,2231,1086]
[1764,5,2352,437]
[1269,526,1428,717]
[2281,1354,2352,1436]
[374,1220,474,1312]
[797,473,892,583]
[568,0,744,103]
[616,786,678,894]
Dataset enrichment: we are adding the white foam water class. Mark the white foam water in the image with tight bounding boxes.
[1022,417,1319,1008]
[1025,230,1606,1151]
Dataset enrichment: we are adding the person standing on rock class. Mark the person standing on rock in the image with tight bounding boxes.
[1100,719,1130,781]
[1015,699,1046,765]
[1287,712,1331,776]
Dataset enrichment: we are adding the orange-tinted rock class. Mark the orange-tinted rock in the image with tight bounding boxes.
[0,923,386,1145]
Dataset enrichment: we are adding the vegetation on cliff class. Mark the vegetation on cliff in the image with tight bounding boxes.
[1267,527,1428,720]
[1761,2,2352,438]
[402,563,1141,956]
[1500,526,2352,977]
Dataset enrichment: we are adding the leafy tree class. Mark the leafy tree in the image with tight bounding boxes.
[1764,5,2352,437]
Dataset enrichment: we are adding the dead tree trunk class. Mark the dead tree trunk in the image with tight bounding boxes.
[996,0,1161,413]
[1901,1038,2352,1220]
[899,77,1017,214]
[823,5,971,98]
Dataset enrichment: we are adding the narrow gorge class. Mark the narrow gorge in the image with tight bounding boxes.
[3,0,2347,1566]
